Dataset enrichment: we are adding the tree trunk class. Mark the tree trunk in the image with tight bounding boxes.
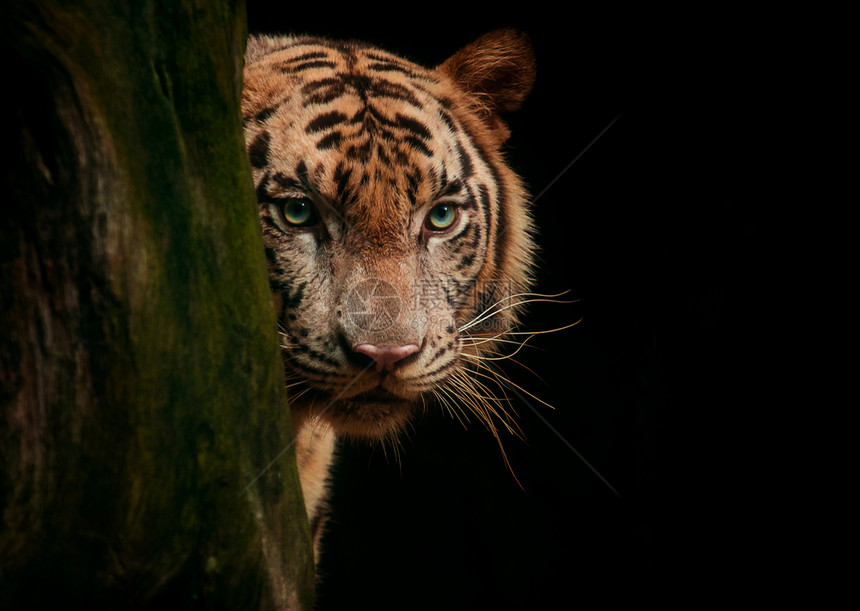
[1,2,313,609]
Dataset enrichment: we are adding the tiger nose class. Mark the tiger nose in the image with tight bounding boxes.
[352,343,421,372]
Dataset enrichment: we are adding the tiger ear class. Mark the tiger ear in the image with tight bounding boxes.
[438,29,536,141]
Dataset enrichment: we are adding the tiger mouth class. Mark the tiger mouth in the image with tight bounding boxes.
[321,384,416,438]
[288,379,422,438]
[345,386,411,407]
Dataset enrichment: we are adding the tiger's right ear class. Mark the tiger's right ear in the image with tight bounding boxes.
[438,29,536,141]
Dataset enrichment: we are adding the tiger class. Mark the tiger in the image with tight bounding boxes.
[241,28,538,560]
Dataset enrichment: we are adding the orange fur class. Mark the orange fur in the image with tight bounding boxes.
[242,29,537,564]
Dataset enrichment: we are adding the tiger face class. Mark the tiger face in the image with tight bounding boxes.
[242,30,536,440]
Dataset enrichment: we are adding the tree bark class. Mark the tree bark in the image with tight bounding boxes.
[1,2,313,609]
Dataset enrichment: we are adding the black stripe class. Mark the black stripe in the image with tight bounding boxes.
[455,138,474,179]
[301,78,345,106]
[364,52,421,77]
[281,50,329,64]
[421,357,459,379]
[368,79,421,107]
[263,245,277,265]
[486,160,510,271]
[450,221,478,247]
[477,184,491,218]
[403,136,432,157]
[439,111,474,180]
[438,108,457,132]
[455,114,498,280]
[438,178,464,200]
[273,172,305,192]
[288,340,342,368]
[255,172,273,203]
[260,215,283,232]
[316,132,342,150]
[436,164,448,195]
[396,113,431,141]
[364,105,390,127]
[342,73,372,101]
[334,163,353,202]
[455,252,476,271]
[248,131,270,168]
[466,203,483,247]
[280,60,337,73]
[283,281,307,310]
[254,106,277,123]
[424,346,450,367]
[312,162,326,184]
[475,185,491,253]
[268,268,293,295]
[376,144,392,166]
[295,161,311,189]
[367,61,416,77]
[405,167,422,207]
[393,150,411,166]
[288,356,342,378]
[305,110,348,134]
[346,140,371,161]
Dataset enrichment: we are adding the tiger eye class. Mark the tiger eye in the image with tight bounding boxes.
[425,203,457,231]
[282,198,315,227]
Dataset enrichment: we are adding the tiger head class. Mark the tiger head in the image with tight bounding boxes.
[242,30,536,440]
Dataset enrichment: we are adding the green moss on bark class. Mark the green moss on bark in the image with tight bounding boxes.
[1,1,313,609]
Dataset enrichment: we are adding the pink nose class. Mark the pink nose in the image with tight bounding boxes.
[352,343,420,372]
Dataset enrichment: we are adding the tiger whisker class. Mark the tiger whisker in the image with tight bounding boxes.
[467,358,557,411]
[444,372,501,432]
[443,364,522,439]
[441,368,524,489]
[450,363,515,408]
[465,341,545,398]
[458,293,566,331]
[462,320,581,343]
[431,385,471,429]
[461,339,548,364]
[376,433,406,474]
[490,353,548,385]
[289,386,314,403]
[458,291,577,333]
[458,325,578,384]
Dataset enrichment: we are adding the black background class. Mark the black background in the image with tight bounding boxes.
[246,5,769,608]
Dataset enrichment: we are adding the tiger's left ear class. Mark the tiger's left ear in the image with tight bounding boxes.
[438,28,536,142]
